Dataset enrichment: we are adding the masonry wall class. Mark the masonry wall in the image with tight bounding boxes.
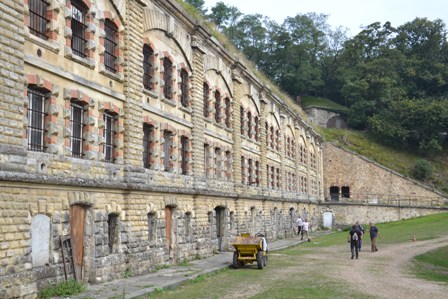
[0,0,323,297]
[323,143,446,205]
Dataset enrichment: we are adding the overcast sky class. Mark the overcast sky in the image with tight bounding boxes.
[202,0,448,36]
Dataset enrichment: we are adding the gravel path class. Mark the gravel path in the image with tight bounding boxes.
[318,236,448,298]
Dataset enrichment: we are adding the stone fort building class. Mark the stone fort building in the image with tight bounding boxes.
[0,0,446,297]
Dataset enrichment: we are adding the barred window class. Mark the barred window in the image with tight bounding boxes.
[225,98,231,128]
[225,150,232,179]
[181,136,188,175]
[241,156,245,184]
[70,100,85,158]
[255,161,260,186]
[204,143,210,178]
[214,91,221,123]
[203,83,209,118]
[180,69,189,107]
[71,0,87,58]
[103,111,115,163]
[27,87,47,152]
[143,45,154,90]
[163,58,172,99]
[240,107,244,135]
[247,112,252,139]
[28,0,49,40]
[163,130,173,171]
[104,19,118,73]
[143,124,154,169]
[248,158,253,185]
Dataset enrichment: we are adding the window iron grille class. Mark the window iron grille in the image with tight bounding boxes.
[71,1,87,58]
[181,136,188,175]
[180,69,188,107]
[103,112,115,163]
[27,88,47,152]
[214,91,221,123]
[143,45,153,90]
[104,19,117,73]
[70,100,84,158]
[143,124,154,169]
[163,58,172,99]
[28,0,49,40]
[203,83,209,117]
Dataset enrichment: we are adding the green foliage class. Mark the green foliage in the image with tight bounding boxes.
[38,280,86,298]
[300,96,348,112]
[413,246,448,283]
[123,268,132,278]
[412,159,433,180]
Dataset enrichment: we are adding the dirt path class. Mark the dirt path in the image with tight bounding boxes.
[315,236,448,298]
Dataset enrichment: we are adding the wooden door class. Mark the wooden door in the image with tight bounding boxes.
[70,205,85,281]
[215,207,225,251]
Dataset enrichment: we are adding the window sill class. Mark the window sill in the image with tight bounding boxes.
[161,97,177,107]
[64,46,95,69]
[99,65,124,83]
[143,88,158,99]
[179,105,192,114]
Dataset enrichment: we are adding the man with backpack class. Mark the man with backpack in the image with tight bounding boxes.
[348,224,361,259]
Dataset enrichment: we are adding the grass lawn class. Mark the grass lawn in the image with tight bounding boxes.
[145,213,448,299]
[412,245,448,283]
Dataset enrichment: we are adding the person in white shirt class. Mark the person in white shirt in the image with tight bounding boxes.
[302,219,310,241]
[296,216,303,237]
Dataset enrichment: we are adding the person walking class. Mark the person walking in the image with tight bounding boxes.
[348,225,361,259]
[369,222,381,252]
[296,216,303,237]
[302,219,310,241]
[356,221,365,251]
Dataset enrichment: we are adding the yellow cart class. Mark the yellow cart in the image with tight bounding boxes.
[231,234,268,269]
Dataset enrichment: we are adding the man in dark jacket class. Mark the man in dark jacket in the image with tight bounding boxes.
[348,225,361,259]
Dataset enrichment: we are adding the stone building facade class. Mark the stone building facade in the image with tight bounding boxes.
[0,0,324,297]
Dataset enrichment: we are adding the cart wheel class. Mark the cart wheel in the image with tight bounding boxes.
[257,251,264,269]
[233,251,239,269]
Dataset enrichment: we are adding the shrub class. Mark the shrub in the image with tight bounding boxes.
[38,279,86,298]
[412,159,433,180]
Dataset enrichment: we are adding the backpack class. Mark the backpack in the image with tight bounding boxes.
[352,231,358,241]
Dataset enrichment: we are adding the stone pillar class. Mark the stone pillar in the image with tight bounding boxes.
[122,0,145,182]
[231,64,244,189]
[190,34,206,184]
[294,122,301,195]
[279,111,286,191]
[259,94,268,189]
[0,0,26,150]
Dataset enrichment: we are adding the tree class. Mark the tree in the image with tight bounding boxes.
[185,0,207,14]
[207,1,242,32]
